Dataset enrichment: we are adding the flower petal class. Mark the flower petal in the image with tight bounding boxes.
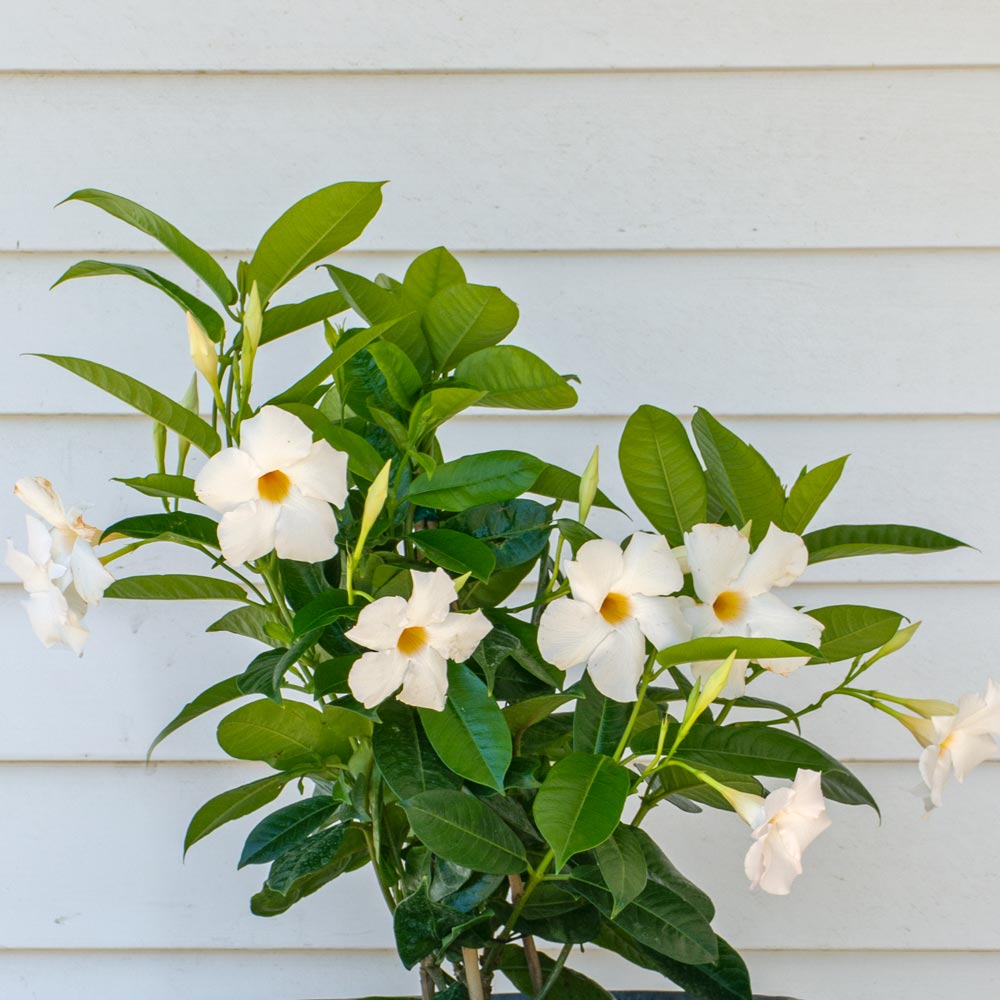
[736,523,809,596]
[948,731,999,783]
[349,649,410,708]
[537,596,613,671]
[14,477,67,528]
[346,596,409,652]
[617,532,683,597]
[691,658,750,698]
[684,524,749,604]
[217,501,280,564]
[398,646,451,712]
[240,405,313,471]
[586,618,646,703]
[286,440,349,507]
[746,593,824,675]
[425,610,492,662]
[566,538,625,612]
[25,515,55,566]
[195,448,262,513]
[630,594,691,650]
[918,745,951,809]
[69,539,115,605]
[407,568,458,626]
[273,491,338,563]
[24,587,89,655]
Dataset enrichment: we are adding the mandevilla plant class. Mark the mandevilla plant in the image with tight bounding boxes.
[9,181,999,1000]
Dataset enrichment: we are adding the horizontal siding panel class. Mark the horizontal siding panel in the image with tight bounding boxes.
[0,761,995,950]
[7,71,1000,251]
[9,249,1000,416]
[1,949,998,1000]
[0,583,991,763]
[5,2,1000,72]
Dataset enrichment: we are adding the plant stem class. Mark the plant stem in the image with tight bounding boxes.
[509,874,543,994]
[419,960,436,1000]
[613,652,657,760]
[463,948,486,1000]
[536,942,573,1000]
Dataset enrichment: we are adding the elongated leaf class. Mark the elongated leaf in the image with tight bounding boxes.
[408,387,485,443]
[290,589,355,638]
[367,341,422,408]
[207,605,281,647]
[500,944,614,1000]
[403,246,465,307]
[619,405,707,545]
[782,455,848,534]
[115,473,197,501]
[632,828,715,920]
[445,499,551,571]
[596,825,648,918]
[533,752,630,869]
[102,512,219,547]
[248,181,385,302]
[804,523,969,564]
[573,673,631,756]
[238,795,338,868]
[393,881,487,970]
[36,355,220,455]
[260,291,349,345]
[106,574,247,602]
[530,464,622,511]
[455,345,577,410]
[419,663,512,792]
[404,789,527,875]
[423,282,519,371]
[59,188,237,306]
[51,260,226,341]
[372,702,462,802]
[655,636,819,669]
[276,403,385,481]
[411,528,496,581]
[184,773,291,854]
[654,762,766,812]
[265,824,348,894]
[408,450,544,510]
[692,408,784,546]
[503,694,576,740]
[148,676,245,758]
[808,604,905,662]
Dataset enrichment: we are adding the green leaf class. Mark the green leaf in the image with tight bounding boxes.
[51,260,226,341]
[58,189,237,306]
[619,405,707,545]
[419,663,512,792]
[238,795,338,868]
[148,676,245,758]
[260,291,349,345]
[530,464,622,511]
[408,387,485,443]
[809,605,905,662]
[782,456,848,534]
[454,345,577,410]
[265,824,348,895]
[556,517,601,555]
[692,408,785,546]
[533,752,630,869]
[102,512,219,547]
[445,499,551,571]
[408,450,544,510]
[248,181,385,302]
[367,341,422,408]
[372,702,462,802]
[423,282,519,371]
[277,404,385,482]
[105,574,247,602]
[411,529,496,582]
[207,605,281,648]
[393,881,483,970]
[114,473,197,501]
[35,355,221,455]
[804,523,970,564]
[404,789,527,875]
[403,246,466,308]
[655,636,819,669]
[502,695,576,741]
[653,763,766,813]
[500,944,614,1000]
[596,825,648,918]
[632,828,715,920]
[573,673,631,756]
[290,589,355,638]
[184,773,291,854]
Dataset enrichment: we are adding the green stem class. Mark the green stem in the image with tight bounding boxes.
[535,942,573,1000]
[613,652,657,760]
[483,850,554,976]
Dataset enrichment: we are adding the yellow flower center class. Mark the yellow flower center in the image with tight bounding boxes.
[600,592,632,626]
[397,625,428,656]
[258,469,291,504]
[713,590,746,623]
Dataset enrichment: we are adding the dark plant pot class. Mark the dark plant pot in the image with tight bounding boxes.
[340,993,799,999]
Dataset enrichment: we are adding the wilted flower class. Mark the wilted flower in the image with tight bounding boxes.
[346,568,492,712]
[537,533,690,703]
[194,406,348,564]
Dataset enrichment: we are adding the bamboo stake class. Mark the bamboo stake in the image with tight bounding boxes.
[463,947,486,1000]
[508,873,544,995]
[419,959,436,1000]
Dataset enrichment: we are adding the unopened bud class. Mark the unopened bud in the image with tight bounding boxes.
[578,447,599,524]
[186,313,218,391]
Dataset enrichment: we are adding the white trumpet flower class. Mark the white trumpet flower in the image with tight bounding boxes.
[346,568,492,712]
[724,769,832,896]
[194,406,349,565]
[537,533,690,703]
[683,523,823,697]
[915,680,1000,811]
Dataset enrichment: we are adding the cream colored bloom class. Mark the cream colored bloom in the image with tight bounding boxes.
[916,680,1000,810]
[724,769,832,896]
[194,406,348,564]
[683,523,823,697]
[346,568,492,711]
[537,533,690,703]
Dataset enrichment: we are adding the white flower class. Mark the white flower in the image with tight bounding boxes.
[725,769,832,896]
[194,406,349,565]
[346,568,492,712]
[537,533,691,703]
[683,523,823,697]
[916,680,1000,811]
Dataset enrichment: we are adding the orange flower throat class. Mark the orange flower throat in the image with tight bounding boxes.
[258,469,291,503]
[600,592,632,626]
[397,625,428,656]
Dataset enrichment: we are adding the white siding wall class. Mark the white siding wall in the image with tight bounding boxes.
[2,3,999,998]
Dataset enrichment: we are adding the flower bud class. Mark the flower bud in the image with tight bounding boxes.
[186,312,218,391]
[671,544,690,575]
[718,785,767,827]
[892,696,957,719]
[578,446,599,524]
[240,282,263,395]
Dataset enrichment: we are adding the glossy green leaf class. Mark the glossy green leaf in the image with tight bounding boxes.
[533,752,630,869]
[411,528,496,581]
[114,473,197,501]
[248,181,385,302]
[102,512,219,547]
[530,464,622,511]
[260,291,349,345]
[503,694,577,740]
[454,345,577,410]
[419,663,512,792]
[632,828,715,920]
[36,355,221,455]
[782,456,848,534]
[500,944,614,1000]
[51,260,226,341]
[423,282,519,371]
[148,676,245,758]
[804,523,969,564]
[404,789,527,875]
[265,824,348,895]
[619,405,707,545]
[238,795,338,868]
[573,673,632,756]
[290,589,355,638]
[367,341,422,408]
[655,636,819,669]
[595,825,649,918]
[654,763,766,813]
[445,499,551,571]
[408,387,485,443]
[372,702,462,802]
[58,189,237,306]
[809,604,905,662]
[403,246,466,306]
[207,605,281,648]
[105,574,248,602]
[408,450,544,510]
[556,517,601,554]
[393,881,484,970]
[184,773,291,854]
